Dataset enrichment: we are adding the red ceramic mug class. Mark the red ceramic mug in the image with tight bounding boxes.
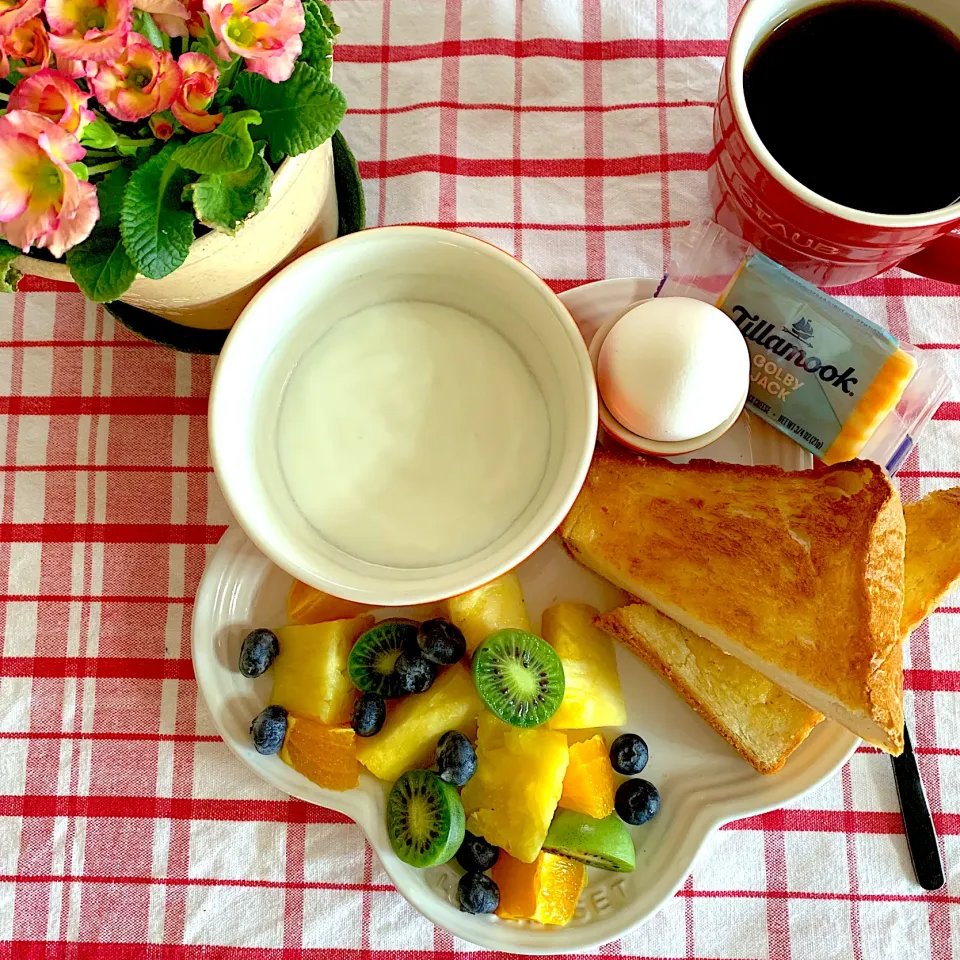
[711,0,960,287]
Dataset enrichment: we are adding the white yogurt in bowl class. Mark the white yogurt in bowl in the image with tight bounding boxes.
[277,301,550,567]
[209,226,598,607]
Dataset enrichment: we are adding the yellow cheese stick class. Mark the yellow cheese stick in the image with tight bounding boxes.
[822,348,916,464]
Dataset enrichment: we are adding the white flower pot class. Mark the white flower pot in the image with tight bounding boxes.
[16,139,339,331]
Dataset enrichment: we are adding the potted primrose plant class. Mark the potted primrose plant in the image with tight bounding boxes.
[0,0,347,330]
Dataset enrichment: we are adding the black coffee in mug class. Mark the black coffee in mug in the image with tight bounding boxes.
[743,0,960,216]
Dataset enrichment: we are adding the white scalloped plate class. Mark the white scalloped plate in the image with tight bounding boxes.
[192,279,858,954]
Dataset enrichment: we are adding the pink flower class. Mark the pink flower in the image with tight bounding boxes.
[133,0,186,36]
[9,69,95,135]
[0,109,99,257]
[181,0,205,37]
[205,0,304,83]
[171,51,221,133]
[0,16,50,78]
[148,111,173,139]
[0,0,42,36]
[88,32,182,121]
[46,0,132,63]
[54,52,85,77]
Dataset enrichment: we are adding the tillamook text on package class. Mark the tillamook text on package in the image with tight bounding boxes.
[716,254,916,464]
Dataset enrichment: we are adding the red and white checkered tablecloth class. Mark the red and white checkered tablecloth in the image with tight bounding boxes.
[0,0,957,957]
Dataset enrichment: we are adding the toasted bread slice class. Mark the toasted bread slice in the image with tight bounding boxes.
[901,487,960,637]
[560,449,906,754]
[593,485,958,773]
[598,602,823,774]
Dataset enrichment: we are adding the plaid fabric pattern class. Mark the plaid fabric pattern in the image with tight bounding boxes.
[0,1,957,956]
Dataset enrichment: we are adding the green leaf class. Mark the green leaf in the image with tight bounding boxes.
[116,134,156,157]
[184,145,273,234]
[332,129,364,236]
[218,54,243,89]
[67,166,137,302]
[314,0,340,36]
[66,233,137,302]
[212,84,233,111]
[190,36,216,57]
[120,142,198,280]
[173,109,261,174]
[300,0,334,78]
[0,263,23,295]
[81,118,118,150]
[235,64,346,161]
[95,164,133,230]
[212,62,241,110]
[133,10,169,50]
[0,239,23,295]
[69,162,89,180]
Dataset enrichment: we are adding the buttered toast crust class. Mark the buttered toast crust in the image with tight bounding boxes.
[560,449,906,754]
[599,602,823,774]
[902,487,960,637]
[591,484,957,773]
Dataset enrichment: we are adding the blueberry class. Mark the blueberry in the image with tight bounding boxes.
[456,831,500,872]
[351,692,386,737]
[417,618,467,665]
[615,778,660,825]
[457,872,499,914]
[239,628,280,678]
[394,650,438,695]
[609,733,649,775]
[250,705,287,755]
[436,730,477,787]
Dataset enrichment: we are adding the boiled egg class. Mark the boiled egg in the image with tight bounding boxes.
[597,297,749,443]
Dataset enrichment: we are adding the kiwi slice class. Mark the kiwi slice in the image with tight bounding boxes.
[348,619,419,698]
[542,811,636,873]
[472,628,565,728]
[387,770,465,868]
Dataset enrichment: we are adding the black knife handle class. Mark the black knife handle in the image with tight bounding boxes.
[890,725,945,891]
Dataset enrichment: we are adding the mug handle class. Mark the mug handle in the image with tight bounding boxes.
[900,232,960,285]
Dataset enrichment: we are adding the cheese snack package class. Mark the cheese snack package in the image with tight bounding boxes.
[662,221,950,473]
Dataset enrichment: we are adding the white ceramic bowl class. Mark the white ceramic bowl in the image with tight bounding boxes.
[209,226,598,606]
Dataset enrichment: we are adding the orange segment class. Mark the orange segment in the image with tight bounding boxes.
[559,734,615,819]
[287,579,374,625]
[492,850,586,925]
[492,852,539,920]
[280,716,359,791]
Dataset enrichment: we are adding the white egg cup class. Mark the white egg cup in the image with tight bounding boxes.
[588,301,749,457]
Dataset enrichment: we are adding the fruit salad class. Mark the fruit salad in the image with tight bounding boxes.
[236,576,662,926]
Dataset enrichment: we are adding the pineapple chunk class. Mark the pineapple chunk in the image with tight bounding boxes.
[355,663,481,781]
[272,615,375,724]
[444,572,531,655]
[543,603,626,729]
[461,712,568,863]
